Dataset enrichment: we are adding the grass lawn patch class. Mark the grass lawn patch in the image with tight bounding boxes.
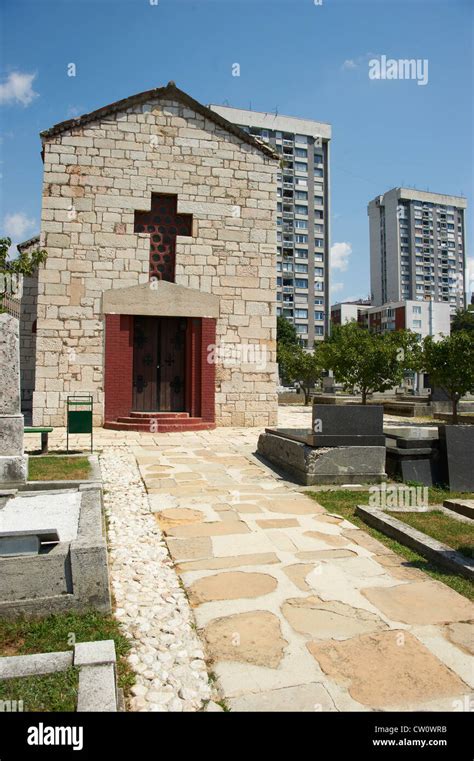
[307,488,474,601]
[28,456,91,481]
[0,610,134,711]
[0,668,79,712]
[389,510,474,559]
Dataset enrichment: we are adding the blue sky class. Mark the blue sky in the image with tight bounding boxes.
[1,0,473,302]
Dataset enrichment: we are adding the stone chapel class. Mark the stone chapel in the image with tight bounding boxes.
[21,82,279,431]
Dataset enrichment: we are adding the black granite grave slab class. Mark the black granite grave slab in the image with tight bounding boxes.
[310,403,385,446]
[438,425,474,491]
[266,428,385,447]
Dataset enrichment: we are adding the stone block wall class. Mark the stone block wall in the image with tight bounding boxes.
[19,271,39,421]
[33,95,278,427]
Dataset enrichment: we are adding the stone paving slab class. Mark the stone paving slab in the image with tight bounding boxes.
[29,406,474,712]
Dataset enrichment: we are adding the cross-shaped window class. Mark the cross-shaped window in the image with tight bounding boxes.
[134,193,193,282]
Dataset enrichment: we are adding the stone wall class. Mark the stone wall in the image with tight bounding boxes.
[33,95,278,427]
[19,271,39,421]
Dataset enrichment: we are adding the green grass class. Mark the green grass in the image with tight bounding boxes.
[0,669,79,712]
[389,510,473,559]
[28,456,91,481]
[0,611,134,711]
[307,488,474,601]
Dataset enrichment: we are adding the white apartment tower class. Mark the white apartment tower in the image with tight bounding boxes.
[211,105,331,346]
[368,187,467,311]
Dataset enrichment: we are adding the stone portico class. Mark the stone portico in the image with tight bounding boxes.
[30,82,279,430]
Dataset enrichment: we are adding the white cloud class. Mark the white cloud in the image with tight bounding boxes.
[4,212,36,241]
[330,241,352,272]
[0,71,38,107]
[331,282,344,294]
[342,52,381,72]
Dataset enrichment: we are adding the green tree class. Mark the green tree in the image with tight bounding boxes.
[422,331,474,423]
[277,315,299,348]
[0,237,47,312]
[319,321,422,404]
[278,342,324,405]
[451,308,474,334]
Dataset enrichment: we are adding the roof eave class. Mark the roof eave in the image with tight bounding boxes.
[39,83,280,161]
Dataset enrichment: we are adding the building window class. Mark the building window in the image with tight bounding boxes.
[295,324,308,333]
[295,308,308,318]
[315,326,324,336]
[295,205,308,215]
[314,196,323,205]
[314,311,324,320]
[295,263,308,273]
[295,219,308,229]
[295,234,308,243]
[295,190,308,200]
[295,278,308,289]
[315,239,324,248]
[295,148,307,158]
[413,319,422,328]
[412,306,422,314]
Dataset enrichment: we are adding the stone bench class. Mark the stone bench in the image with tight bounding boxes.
[24,426,54,454]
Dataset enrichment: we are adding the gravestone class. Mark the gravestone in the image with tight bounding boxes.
[312,403,385,446]
[438,425,474,491]
[384,426,441,487]
[258,403,386,485]
[0,314,28,487]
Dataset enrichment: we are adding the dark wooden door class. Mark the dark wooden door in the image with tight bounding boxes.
[158,318,186,411]
[132,317,186,412]
[132,317,159,411]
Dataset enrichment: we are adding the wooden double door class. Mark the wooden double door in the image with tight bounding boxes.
[132,316,186,412]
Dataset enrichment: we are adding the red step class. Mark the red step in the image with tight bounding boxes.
[128,411,190,419]
[117,415,192,424]
[104,418,216,433]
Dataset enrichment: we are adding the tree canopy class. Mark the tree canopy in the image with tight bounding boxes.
[0,237,47,312]
[451,308,474,334]
[422,330,474,423]
[278,342,324,405]
[318,321,422,403]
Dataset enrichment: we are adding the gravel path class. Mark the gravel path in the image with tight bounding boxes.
[100,448,212,712]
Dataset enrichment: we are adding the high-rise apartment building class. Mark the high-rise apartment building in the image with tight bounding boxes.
[210,105,331,346]
[368,187,467,311]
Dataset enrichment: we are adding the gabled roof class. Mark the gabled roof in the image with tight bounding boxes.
[40,82,279,160]
[17,235,40,253]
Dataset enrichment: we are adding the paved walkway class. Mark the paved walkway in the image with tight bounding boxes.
[25,407,474,712]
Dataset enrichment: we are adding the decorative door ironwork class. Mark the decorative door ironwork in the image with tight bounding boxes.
[132,317,186,412]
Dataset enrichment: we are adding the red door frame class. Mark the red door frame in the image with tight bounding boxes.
[104,314,216,424]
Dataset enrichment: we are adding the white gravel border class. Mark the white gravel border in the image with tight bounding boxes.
[100,448,213,712]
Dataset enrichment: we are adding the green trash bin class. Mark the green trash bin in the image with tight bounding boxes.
[66,395,93,452]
